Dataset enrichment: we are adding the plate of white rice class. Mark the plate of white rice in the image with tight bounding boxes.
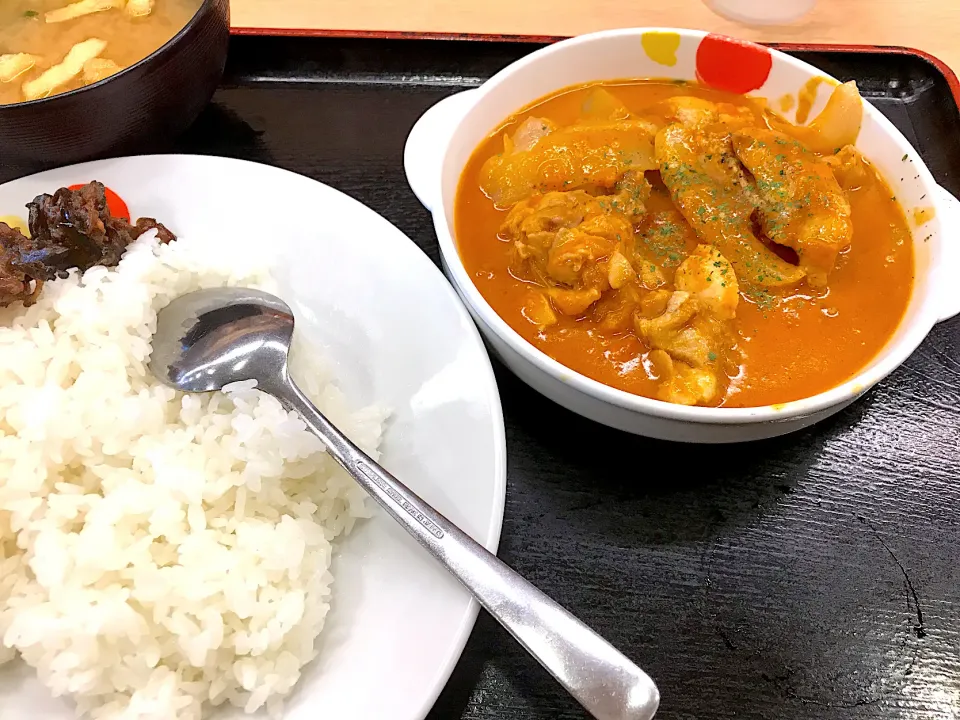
[0,156,506,720]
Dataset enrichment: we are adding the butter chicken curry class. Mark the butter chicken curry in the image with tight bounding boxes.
[455,80,913,408]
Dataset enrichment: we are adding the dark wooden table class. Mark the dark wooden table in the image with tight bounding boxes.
[7,35,960,720]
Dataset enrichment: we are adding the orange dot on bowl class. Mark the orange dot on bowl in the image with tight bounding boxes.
[695,34,772,94]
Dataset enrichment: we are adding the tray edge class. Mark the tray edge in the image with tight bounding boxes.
[770,42,960,110]
[227,28,960,111]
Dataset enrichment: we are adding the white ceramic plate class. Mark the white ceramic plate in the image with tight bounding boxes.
[0,155,507,720]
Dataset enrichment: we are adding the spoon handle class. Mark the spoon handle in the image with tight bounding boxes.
[278,378,660,720]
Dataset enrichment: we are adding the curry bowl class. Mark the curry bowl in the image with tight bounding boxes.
[0,0,229,167]
[404,27,960,443]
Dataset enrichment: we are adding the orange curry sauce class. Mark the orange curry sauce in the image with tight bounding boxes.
[454,81,914,408]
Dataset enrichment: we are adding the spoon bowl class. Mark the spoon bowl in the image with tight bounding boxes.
[150,288,295,394]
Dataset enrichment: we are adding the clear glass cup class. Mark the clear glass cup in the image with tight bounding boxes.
[704,0,816,24]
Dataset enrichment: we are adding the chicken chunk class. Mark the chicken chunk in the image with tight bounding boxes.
[732,128,853,286]
[635,291,713,367]
[0,54,40,84]
[502,190,637,288]
[480,118,658,207]
[645,96,759,132]
[45,0,122,23]
[648,350,718,406]
[520,290,558,327]
[22,38,106,101]
[634,282,738,406]
[611,171,652,223]
[594,284,644,333]
[674,244,739,320]
[655,123,806,289]
[503,191,595,269]
[82,57,122,85]
[823,144,870,191]
[607,251,636,289]
[639,261,666,289]
[548,287,603,316]
[500,188,652,318]
[546,228,616,286]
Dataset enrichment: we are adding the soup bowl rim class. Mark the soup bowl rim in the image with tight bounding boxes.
[407,26,959,429]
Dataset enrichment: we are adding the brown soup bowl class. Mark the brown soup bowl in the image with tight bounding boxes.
[0,0,229,168]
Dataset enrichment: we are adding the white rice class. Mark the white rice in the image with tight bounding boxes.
[0,233,387,719]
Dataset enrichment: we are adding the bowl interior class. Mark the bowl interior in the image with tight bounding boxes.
[438,29,944,418]
[0,155,506,720]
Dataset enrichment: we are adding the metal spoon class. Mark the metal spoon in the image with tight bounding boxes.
[149,287,660,720]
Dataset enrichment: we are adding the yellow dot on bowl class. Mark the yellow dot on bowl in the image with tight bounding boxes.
[642,31,681,67]
[0,215,28,237]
